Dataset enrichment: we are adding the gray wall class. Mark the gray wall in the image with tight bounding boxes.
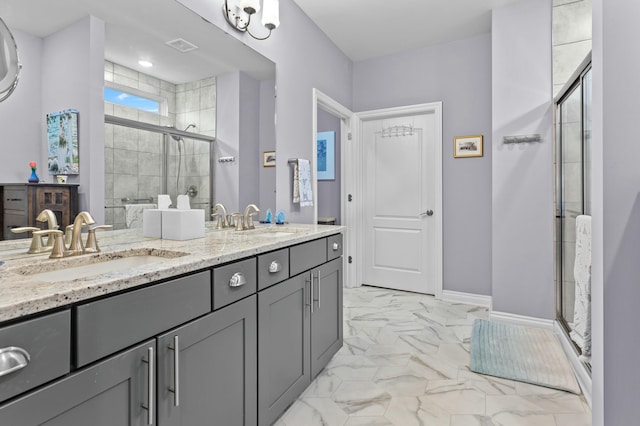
[592,0,640,423]
[0,30,42,183]
[491,0,554,319]
[352,34,493,296]
[239,72,260,210]
[259,80,277,217]
[317,108,341,224]
[178,0,353,224]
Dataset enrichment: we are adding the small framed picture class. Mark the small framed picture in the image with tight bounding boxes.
[263,151,276,167]
[454,135,483,158]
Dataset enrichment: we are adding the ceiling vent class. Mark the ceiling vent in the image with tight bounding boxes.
[165,38,199,53]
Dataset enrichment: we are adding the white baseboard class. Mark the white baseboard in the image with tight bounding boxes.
[441,290,492,308]
[490,310,554,329]
[554,321,592,407]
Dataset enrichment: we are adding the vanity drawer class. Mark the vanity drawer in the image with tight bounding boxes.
[75,271,211,367]
[258,248,290,290]
[3,188,27,212]
[290,238,327,276]
[0,310,71,404]
[327,234,343,261]
[213,258,257,309]
[3,214,28,240]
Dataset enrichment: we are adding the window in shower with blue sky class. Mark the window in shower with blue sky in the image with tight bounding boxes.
[104,87,160,113]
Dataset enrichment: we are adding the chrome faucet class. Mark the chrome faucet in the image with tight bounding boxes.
[211,203,228,229]
[242,204,260,231]
[68,211,96,254]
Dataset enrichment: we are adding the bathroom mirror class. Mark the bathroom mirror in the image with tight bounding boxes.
[0,16,21,102]
[0,0,275,227]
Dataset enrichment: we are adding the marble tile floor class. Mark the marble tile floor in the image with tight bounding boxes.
[275,285,591,426]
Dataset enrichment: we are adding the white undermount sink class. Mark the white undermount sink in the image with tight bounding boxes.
[22,249,187,283]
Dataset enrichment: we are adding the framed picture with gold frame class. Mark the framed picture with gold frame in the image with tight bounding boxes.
[454,135,483,158]
[263,151,276,167]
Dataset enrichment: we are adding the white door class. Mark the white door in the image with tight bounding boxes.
[362,113,438,294]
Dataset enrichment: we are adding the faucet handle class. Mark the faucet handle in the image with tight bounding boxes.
[32,229,64,257]
[10,226,40,234]
[246,212,258,230]
[85,225,113,253]
[231,213,243,231]
[211,212,227,229]
[64,225,74,246]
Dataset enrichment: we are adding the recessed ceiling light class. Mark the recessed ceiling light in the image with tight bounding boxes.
[138,60,153,67]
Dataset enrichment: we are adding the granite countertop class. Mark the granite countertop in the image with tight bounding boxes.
[0,223,345,323]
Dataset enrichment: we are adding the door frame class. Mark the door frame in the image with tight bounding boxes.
[311,89,357,289]
[356,102,443,298]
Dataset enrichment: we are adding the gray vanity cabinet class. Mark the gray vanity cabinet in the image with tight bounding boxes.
[257,273,311,426]
[156,295,257,426]
[258,237,343,426]
[310,257,343,379]
[0,339,155,426]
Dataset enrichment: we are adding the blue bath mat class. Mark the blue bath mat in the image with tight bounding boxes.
[470,319,580,394]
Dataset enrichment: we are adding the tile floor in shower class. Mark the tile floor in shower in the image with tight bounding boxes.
[276,285,591,426]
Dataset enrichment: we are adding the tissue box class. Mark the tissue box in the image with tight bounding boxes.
[161,209,205,240]
[143,209,163,238]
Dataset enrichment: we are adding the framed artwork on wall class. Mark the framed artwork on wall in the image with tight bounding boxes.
[47,109,79,174]
[454,135,483,158]
[263,151,276,167]
[317,131,335,180]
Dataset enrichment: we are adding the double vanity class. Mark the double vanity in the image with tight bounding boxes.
[0,223,344,425]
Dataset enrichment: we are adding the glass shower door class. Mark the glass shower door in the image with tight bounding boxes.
[555,60,591,362]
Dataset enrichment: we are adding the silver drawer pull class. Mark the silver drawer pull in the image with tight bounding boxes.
[0,346,30,378]
[268,260,282,273]
[332,242,339,251]
[141,346,154,425]
[229,272,247,288]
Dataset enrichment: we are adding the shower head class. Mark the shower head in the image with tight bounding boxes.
[170,124,196,142]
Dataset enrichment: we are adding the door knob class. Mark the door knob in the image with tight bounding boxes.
[420,210,434,217]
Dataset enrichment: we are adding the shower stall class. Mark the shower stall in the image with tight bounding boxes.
[104,115,215,230]
[554,53,592,366]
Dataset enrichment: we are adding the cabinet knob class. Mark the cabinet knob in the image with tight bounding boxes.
[0,346,31,378]
[332,242,339,251]
[229,272,247,288]
[268,260,282,273]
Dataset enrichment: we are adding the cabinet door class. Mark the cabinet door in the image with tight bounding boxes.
[258,274,310,426]
[310,257,344,379]
[157,295,257,426]
[0,340,155,426]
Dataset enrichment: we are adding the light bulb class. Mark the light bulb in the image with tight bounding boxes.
[262,0,280,30]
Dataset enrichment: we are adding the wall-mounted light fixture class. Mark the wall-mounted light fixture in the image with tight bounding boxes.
[223,0,280,40]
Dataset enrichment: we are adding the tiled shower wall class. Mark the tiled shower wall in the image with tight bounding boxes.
[103,61,216,229]
[553,0,592,96]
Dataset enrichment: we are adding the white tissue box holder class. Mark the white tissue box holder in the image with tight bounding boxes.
[142,209,164,238]
[161,209,205,240]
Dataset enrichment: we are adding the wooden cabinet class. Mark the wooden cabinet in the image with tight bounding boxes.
[258,238,343,426]
[1,183,79,240]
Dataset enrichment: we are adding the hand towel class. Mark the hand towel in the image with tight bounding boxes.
[570,215,592,362]
[293,159,313,207]
[124,203,157,229]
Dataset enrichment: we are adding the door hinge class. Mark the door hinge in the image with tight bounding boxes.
[348,194,353,202]
[348,132,352,141]
[348,256,353,264]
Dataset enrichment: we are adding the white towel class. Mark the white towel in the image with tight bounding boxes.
[293,159,313,207]
[124,204,157,229]
[570,215,591,362]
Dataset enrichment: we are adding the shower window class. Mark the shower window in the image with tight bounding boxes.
[104,81,168,116]
[554,54,591,362]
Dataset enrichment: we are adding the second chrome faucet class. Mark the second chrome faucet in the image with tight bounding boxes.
[211,203,260,231]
